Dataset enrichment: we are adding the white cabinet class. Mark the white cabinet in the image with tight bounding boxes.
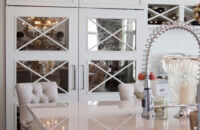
[6,0,145,9]
[79,8,146,101]
[79,0,146,9]
[6,6,79,130]
[6,4,146,130]
[7,0,78,7]
[148,0,199,5]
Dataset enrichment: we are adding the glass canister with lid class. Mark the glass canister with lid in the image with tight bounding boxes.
[154,96,168,120]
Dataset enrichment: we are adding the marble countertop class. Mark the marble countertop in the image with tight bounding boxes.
[27,98,190,130]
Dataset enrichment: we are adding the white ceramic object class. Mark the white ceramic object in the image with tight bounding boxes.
[151,81,160,96]
[118,84,134,101]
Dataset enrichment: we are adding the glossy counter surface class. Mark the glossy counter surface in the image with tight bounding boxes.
[27,98,190,130]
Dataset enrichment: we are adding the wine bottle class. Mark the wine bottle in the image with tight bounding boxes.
[155,7,165,13]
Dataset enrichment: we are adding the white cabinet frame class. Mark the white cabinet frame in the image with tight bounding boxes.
[7,0,78,7]
[80,0,146,9]
[79,8,146,101]
[147,0,199,5]
[6,6,78,130]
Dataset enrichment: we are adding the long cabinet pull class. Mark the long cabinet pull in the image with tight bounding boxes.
[82,65,85,90]
[73,65,76,90]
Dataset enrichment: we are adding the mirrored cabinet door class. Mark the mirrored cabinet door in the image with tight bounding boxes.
[7,0,78,7]
[6,7,78,130]
[79,9,146,101]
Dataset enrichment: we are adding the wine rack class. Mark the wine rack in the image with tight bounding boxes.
[148,2,200,27]
[148,5,179,25]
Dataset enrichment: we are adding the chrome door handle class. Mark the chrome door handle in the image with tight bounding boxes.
[72,65,76,90]
[82,65,85,90]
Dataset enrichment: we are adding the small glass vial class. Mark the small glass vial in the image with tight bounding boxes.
[154,96,168,120]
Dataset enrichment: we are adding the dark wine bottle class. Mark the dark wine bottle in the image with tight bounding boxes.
[157,20,162,24]
[171,14,178,21]
[148,20,154,24]
[154,20,158,25]
[155,7,165,13]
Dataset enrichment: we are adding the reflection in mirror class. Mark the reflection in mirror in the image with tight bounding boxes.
[17,17,69,51]
[88,19,136,51]
[40,117,69,129]
[17,61,69,93]
[89,60,136,92]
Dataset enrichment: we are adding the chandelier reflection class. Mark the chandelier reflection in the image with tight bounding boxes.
[25,17,59,31]
[39,117,67,130]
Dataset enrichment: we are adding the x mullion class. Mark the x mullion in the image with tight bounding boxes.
[17,17,68,51]
[35,61,68,82]
[89,61,134,92]
[89,19,134,51]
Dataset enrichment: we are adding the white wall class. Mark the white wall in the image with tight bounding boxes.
[148,28,199,76]
[0,0,5,130]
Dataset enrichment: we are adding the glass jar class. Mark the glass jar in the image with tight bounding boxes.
[154,96,168,120]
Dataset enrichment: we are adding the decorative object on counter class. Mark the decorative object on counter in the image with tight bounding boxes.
[142,21,200,121]
[149,72,156,80]
[137,73,159,97]
[134,91,144,99]
[159,60,168,79]
[159,53,186,79]
[134,83,144,99]
[118,84,134,101]
[138,72,146,80]
[154,96,168,120]
[138,72,156,80]
[137,72,158,99]
[193,3,200,24]
[163,56,199,119]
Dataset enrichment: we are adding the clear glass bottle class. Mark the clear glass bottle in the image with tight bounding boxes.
[154,96,168,120]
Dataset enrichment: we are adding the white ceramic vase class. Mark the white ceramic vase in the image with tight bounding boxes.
[118,84,134,101]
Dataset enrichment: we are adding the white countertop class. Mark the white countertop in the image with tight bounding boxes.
[27,98,190,130]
